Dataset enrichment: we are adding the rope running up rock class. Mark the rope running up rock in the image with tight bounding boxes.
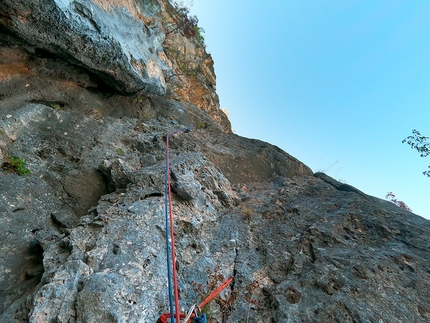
[158,129,233,323]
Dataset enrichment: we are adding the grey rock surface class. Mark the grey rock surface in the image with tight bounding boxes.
[1,99,429,322]
[225,178,430,322]
[0,175,58,318]
[0,0,168,95]
[0,0,230,131]
[1,1,430,323]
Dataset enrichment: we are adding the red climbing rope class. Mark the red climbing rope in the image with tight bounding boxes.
[157,313,186,323]
[165,133,181,323]
[158,129,234,323]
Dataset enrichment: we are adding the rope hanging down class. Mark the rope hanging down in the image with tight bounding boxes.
[159,129,233,323]
[164,130,188,323]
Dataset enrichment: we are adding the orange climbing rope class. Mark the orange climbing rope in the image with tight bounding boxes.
[199,276,234,309]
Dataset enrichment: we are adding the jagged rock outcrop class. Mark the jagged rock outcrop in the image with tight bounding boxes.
[1,1,430,323]
[0,0,229,131]
[0,0,169,95]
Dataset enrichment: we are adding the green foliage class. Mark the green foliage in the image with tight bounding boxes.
[135,95,144,103]
[50,103,62,110]
[402,129,430,177]
[3,156,30,175]
[197,121,206,129]
[115,148,125,156]
[194,26,205,46]
[170,1,205,47]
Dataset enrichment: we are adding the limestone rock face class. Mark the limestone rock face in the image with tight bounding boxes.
[225,179,430,322]
[1,2,430,323]
[0,0,168,95]
[0,0,229,130]
[160,2,228,131]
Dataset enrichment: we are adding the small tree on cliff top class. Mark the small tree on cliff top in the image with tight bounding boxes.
[385,192,412,212]
[168,1,205,46]
[402,129,430,177]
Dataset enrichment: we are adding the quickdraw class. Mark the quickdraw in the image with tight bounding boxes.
[157,276,233,323]
[193,314,207,323]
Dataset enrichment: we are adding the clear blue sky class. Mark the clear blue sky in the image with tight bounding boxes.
[189,0,430,220]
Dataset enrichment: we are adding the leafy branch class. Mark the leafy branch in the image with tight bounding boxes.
[167,1,205,46]
[402,129,430,177]
[385,192,412,212]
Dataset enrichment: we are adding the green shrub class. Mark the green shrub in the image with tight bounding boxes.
[171,2,206,47]
[135,95,144,103]
[194,26,205,46]
[50,103,62,110]
[115,148,125,156]
[3,156,30,175]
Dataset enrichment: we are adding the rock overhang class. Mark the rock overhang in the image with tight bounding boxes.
[0,0,170,95]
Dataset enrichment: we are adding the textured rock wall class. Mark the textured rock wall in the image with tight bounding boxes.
[0,0,168,94]
[1,101,429,322]
[1,1,430,323]
[160,1,227,130]
[0,0,229,131]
